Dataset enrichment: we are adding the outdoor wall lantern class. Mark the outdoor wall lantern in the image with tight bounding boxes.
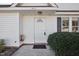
[37,11,42,15]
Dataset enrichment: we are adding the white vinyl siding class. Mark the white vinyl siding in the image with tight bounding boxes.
[0,13,19,47]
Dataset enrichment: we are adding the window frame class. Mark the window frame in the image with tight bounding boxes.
[59,16,79,32]
[61,17,69,32]
[72,17,79,32]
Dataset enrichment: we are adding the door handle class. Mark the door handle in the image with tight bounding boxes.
[44,32,46,35]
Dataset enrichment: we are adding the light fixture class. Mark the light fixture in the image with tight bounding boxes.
[37,11,42,15]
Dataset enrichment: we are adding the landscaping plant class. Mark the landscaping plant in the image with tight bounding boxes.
[0,39,5,53]
[47,32,79,56]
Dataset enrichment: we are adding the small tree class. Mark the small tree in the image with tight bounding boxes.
[0,39,5,53]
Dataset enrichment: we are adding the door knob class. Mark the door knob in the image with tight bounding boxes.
[44,32,46,35]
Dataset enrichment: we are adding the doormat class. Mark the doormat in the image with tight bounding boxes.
[33,44,46,49]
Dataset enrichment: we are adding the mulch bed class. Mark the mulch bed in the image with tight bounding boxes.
[0,47,18,56]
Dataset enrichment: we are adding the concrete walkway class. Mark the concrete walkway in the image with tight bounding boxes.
[12,45,55,56]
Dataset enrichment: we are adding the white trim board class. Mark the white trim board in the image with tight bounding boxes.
[0,7,57,11]
[56,12,79,15]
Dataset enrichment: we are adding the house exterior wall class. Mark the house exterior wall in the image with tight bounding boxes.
[0,10,79,46]
[0,12,20,47]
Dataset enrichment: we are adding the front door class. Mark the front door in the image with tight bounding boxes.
[34,17,47,44]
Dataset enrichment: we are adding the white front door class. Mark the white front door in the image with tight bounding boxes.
[34,17,47,44]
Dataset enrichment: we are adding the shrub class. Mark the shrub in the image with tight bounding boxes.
[47,32,79,56]
[0,39,5,53]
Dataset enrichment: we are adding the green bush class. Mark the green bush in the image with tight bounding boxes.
[0,39,5,53]
[47,32,79,56]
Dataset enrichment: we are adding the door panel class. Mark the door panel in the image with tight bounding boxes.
[35,17,47,44]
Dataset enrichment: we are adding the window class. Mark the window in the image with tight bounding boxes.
[72,17,79,32]
[58,17,79,32]
[61,17,69,32]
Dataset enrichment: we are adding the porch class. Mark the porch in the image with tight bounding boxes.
[19,10,57,45]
